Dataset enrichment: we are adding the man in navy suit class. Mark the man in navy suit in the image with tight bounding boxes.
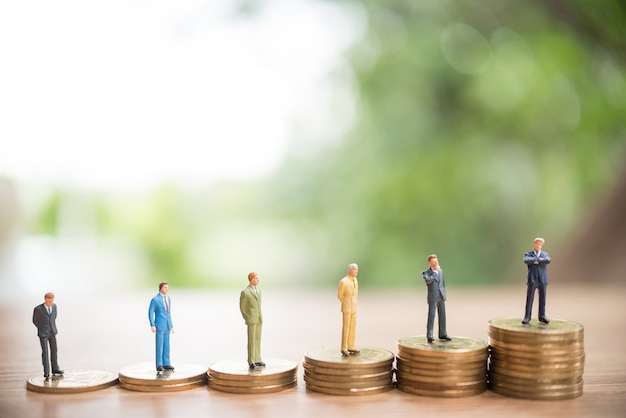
[522,238,551,324]
[149,282,174,372]
[32,292,63,379]
[422,254,452,343]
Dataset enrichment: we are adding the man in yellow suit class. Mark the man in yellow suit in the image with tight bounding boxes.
[337,263,359,356]
[240,272,265,369]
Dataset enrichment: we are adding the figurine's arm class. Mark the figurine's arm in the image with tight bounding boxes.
[148,299,156,330]
[523,252,538,265]
[538,253,551,265]
[422,270,435,284]
[337,281,345,301]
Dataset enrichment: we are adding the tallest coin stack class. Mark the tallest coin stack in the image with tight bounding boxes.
[487,317,585,400]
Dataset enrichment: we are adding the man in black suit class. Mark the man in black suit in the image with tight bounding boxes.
[32,292,63,379]
[422,254,452,343]
[522,238,552,324]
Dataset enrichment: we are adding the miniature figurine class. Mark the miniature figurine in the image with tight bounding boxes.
[337,263,360,356]
[240,272,265,370]
[148,281,174,373]
[522,237,551,324]
[32,292,63,379]
[422,254,452,343]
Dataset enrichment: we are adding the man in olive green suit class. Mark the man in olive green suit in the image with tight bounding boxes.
[240,272,265,369]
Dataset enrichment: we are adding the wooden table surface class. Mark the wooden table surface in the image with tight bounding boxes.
[1,284,624,418]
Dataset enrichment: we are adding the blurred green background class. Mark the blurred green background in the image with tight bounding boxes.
[0,0,624,292]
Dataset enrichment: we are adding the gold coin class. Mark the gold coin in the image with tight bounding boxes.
[303,362,392,377]
[396,365,487,379]
[305,382,393,396]
[396,371,486,385]
[303,374,392,389]
[489,358,584,374]
[488,367,583,383]
[209,374,296,388]
[397,336,488,356]
[303,369,393,383]
[26,370,118,394]
[488,317,583,336]
[118,362,208,386]
[304,347,394,369]
[488,329,584,345]
[488,380,583,400]
[488,346,585,361]
[488,377,583,392]
[489,351,585,366]
[119,379,207,392]
[397,383,486,398]
[396,376,486,390]
[208,379,297,394]
[488,340,585,355]
[396,351,487,366]
[208,358,297,381]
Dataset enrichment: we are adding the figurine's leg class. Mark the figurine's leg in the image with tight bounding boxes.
[347,313,357,350]
[538,283,548,321]
[426,304,436,340]
[341,313,350,351]
[155,331,164,368]
[162,331,171,367]
[48,334,60,372]
[39,336,51,377]
[437,300,447,338]
[254,323,262,363]
[523,283,536,322]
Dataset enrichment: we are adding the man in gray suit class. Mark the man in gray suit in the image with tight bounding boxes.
[32,292,63,379]
[522,237,551,324]
[422,254,452,343]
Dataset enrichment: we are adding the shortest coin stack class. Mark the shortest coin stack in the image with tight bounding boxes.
[207,358,298,394]
[118,362,207,392]
[488,317,585,400]
[303,347,394,396]
[396,336,488,397]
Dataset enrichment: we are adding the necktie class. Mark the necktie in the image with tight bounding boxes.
[48,306,51,314]
[164,296,169,312]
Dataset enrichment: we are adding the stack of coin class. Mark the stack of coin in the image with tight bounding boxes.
[303,347,394,395]
[26,369,119,394]
[488,317,585,400]
[396,336,488,397]
[118,362,207,392]
[207,358,297,394]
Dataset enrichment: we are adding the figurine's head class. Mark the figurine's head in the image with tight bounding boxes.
[427,254,439,269]
[248,272,259,286]
[159,281,169,294]
[44,292,54,307]
[533,238,544,252]
[348,263,358,277]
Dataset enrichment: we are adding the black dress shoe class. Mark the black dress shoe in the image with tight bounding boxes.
[249,363,259,370]
[156,366,164,372]
[427,338,434,343]
[255,362,266,367]
[164,365,175,371]
[439,336,452,341]
[52,370,64,375]
[44,374,50,379]
[521,319,530,325]
[341,350,350,356]
[539,318,550,324]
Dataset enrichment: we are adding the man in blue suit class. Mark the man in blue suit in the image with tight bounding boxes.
[422,254,452,343]
[148,282,174,372]
[522,238,551,324]
[32,292,63,379]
